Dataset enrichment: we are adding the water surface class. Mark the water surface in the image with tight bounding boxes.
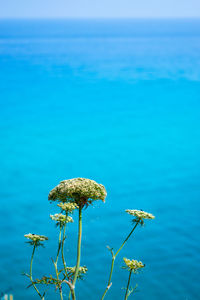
[0,19,200,299]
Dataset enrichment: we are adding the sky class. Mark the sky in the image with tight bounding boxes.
[0,0,200,19]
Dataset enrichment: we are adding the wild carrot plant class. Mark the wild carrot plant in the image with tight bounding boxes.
[24,178,155,300]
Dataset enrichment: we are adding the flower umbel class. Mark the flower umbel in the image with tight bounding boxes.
[126,209,155,225]
[123,258,145,273]
[50,213,73,227]
[24,233,48,247]
[66,266,88,279]
[57,202,79,214]
[48,178,107,207]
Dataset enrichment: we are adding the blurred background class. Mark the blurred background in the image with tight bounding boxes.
[0,1,200,299]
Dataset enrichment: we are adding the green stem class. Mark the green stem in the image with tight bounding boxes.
[65,281,76,300]
[30,245,43,299]
[53,226,64,300]
[101,221,139,300]
[61,223,68,274]
[115,222,139,257]
[124,271,132,300]
[56,226,62,265]
[53,260,64,300]
[68,287,72,300]
[69,207,82,300]
[71,289,76,300]
[101,256,115,300]
[72,207,82,286]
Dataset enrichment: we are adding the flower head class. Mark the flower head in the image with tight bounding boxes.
[126,209,155,225]
[48,178,107,207]
[50,213,73,227]
[24,233,48,246]
[66,266,88,279]
[123,258,145,273]
[57,202,79,214]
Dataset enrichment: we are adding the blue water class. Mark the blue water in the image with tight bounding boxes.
[0,19,200,300]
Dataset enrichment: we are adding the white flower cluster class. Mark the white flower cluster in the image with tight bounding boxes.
[24,233,48,245]
[125,209,155,220]
[123,258,144,272]
[48,178,107,206]
[50,213,73,225]
[57,202,79,213]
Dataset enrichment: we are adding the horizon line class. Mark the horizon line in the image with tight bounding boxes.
[1,16,200,21]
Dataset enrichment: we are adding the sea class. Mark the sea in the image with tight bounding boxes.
[0,19,200,300]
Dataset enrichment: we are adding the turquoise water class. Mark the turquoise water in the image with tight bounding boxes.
[0,19,200,299]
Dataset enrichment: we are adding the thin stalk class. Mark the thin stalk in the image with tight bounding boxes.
[68,286,72,300]
[56,226,62,265]
[54,224,70,300]
[68,207,82,300]
[124,271,132,300]
[101,221,139,300]
[61,223,68,274]
[71,288,76,300]
[64,281,76,300]
[115,222,139,257]
[30,245,43,299]
[100,256,114,300]
[72,207,82,286]
[53,260,64,300]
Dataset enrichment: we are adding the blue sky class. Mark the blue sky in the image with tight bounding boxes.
[1,0,200,18]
